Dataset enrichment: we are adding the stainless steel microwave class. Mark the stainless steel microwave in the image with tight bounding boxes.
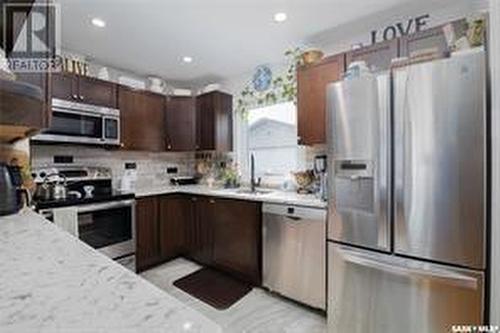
[32,98,120,146]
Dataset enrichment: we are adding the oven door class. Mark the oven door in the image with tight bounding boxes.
[76,200,135,259]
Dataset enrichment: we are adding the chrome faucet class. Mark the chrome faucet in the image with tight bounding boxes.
[250,153,261,193]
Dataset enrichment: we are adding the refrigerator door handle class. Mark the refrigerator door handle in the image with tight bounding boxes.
[341,249,479,290]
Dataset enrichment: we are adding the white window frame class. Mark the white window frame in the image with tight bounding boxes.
[235,102,304,187]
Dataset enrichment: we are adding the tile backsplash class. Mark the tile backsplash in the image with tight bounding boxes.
[31,145,196,191]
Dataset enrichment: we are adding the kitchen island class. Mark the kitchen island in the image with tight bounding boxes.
[0,210,221,333]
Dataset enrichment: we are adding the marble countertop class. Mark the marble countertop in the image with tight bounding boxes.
[0,210,222,333]
[135,185,327,209]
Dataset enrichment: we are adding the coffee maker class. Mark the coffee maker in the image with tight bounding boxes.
[314,155,327,201]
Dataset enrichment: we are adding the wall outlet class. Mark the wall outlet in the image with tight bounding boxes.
[125,162,137,170]
[167,167,178,174]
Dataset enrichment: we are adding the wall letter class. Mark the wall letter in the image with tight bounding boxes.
[415,14,430,32]
[383,26,397,41]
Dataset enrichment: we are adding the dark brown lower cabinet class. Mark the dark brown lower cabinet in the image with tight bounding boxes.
[185,196,215,266]
[136,195,262,284]
[158,195,189,260]
[136,196,161,271]
[212,198,261,284]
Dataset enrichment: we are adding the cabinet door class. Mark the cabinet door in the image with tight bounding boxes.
[213,198,261,284]
[52,72,77,102]
[136,196,160,271]
[77,75,117,108]
[165,97,196,151]
[183,196,199,260]
[186,196,214,265]
[119,87,166,151]
[346,39,399,72]
[214,92,233,152]
[196,93,215,150]
[297,55,344,145]
[158,195,189,260]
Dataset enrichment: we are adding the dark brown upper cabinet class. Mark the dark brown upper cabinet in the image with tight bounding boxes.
[51,72,76,101]
[119,86,166,152]
[297,54,344,145]
[77,75,117,108]
[346,39,399,72]
[195,91,233,151]
[165,96,196,151]
[51,72,117,108]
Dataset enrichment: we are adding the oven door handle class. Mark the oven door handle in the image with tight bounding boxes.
[76,199,135,214]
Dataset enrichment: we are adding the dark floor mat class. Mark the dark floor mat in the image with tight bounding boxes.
[173,267,252,310]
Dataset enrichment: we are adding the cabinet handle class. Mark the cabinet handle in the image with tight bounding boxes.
[209,199,215,204]
[120,143,125,148]
[191,197,197,202]
[79,95,84,101]
[167,145,172,150]
[72,94,78,100]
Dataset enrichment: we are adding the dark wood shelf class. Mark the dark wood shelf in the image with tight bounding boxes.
[0,78,44,143]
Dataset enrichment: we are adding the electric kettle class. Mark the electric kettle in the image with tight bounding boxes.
[0,163,30,216]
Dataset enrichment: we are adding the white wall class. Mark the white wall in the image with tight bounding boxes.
[490,0,500,324]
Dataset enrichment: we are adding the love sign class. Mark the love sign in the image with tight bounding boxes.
[370,14,430,44]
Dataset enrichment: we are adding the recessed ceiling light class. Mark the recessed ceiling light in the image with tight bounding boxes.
[91,18,106,28]
[273,12,287,23]
[182,56,193,63]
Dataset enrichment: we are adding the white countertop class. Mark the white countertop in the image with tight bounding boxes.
[0,210,221,333]
[135,185,327,209]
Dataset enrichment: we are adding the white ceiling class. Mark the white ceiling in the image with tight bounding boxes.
[58,0,440,87]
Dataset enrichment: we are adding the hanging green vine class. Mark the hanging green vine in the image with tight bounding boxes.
[235,47,303,118]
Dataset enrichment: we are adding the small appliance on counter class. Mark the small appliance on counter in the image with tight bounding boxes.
[119,165,137,193]
[314,155,327,201]
[0,163,31,216]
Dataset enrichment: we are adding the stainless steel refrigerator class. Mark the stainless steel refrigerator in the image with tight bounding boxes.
[326,49,487,333]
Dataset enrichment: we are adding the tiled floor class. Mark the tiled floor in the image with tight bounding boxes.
[140,258,327,333]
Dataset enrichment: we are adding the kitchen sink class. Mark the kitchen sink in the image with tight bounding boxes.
[236,188,273,195]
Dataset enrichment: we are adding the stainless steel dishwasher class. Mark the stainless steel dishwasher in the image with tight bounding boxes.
[262,203,327,310]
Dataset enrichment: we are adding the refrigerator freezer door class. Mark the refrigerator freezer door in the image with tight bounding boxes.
[326,74,391,251]
[393,50,486,270]
[328,243,484,333]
